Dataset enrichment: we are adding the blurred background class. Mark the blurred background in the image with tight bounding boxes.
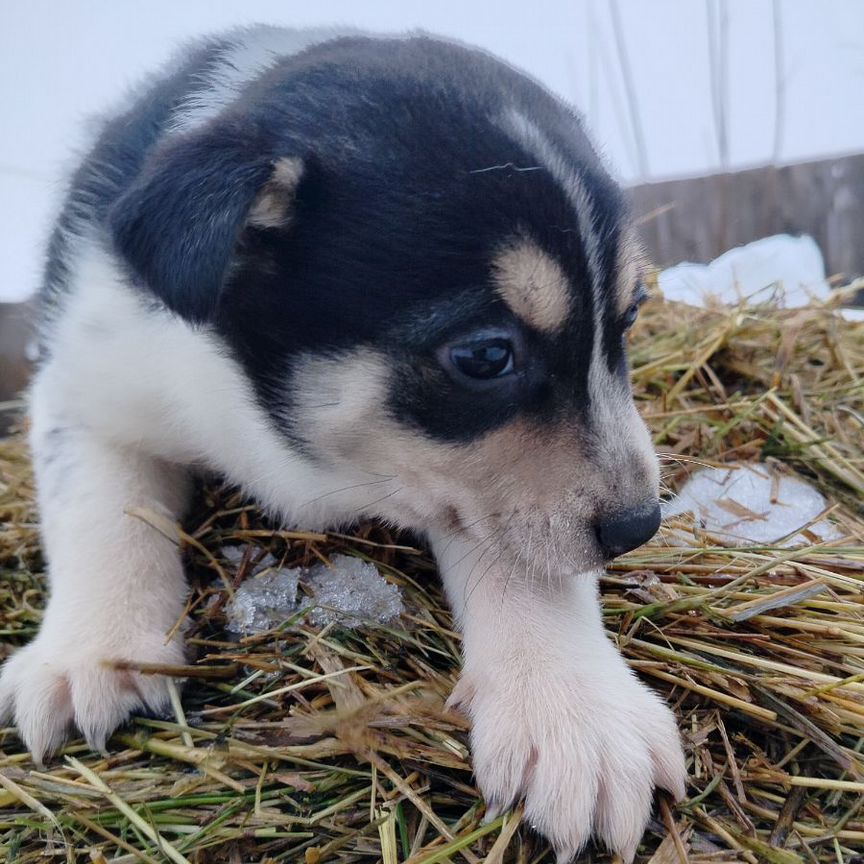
[1,0,863,407]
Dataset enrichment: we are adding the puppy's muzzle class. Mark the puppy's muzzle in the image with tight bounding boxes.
[595,502,661,560]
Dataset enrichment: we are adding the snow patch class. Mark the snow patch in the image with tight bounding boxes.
[657,233,862,322]
[663,464,841,547]
[225,551,404,635]
[224,559,300,635]
[658,234,830,308]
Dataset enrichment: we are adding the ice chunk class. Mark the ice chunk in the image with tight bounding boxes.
[224,550,403,634]
[658,234,829,309]
[222,546,278,576]
[663,464,841,546]
[225,567,301,634]
[306,554,404,627]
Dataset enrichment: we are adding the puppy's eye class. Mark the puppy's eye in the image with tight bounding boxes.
[622,285,649,332]
[449,339,514,379]
[622,302,640,331]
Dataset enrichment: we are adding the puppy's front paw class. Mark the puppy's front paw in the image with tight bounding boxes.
[0,626,185,764]
[461,662,686,862]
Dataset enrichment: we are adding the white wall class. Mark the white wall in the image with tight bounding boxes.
[2,0,862,302]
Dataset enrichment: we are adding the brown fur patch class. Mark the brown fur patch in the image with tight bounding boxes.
[491,239,571,333]
[248,157,304,229]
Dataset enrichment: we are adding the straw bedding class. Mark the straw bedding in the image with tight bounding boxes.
[0,284,862,863]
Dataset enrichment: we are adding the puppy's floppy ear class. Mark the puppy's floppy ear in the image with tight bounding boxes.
[109,132,304,323]
[246,156,305,230]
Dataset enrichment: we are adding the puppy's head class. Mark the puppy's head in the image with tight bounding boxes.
[110,34,659,578]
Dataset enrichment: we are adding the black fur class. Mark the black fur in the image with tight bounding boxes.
[109,133,275,323]
[51,29,632,444]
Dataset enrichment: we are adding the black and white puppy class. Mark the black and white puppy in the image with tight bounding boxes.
[0,26,686,861]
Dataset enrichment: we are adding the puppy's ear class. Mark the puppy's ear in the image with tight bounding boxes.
[109,134,304,323]
[246,157,305,230]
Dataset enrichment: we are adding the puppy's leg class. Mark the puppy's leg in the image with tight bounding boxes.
[0,404,190,763]
[431,532,686,863]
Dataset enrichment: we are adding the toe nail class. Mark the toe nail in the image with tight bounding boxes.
[483,802,501,823]
[85,734,108,757]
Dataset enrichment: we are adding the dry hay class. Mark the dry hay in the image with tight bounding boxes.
[0,283,863,864]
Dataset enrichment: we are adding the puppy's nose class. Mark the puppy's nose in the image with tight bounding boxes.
[595,502,661,560]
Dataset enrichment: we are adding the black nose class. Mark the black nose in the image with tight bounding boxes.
[595,503,661,560]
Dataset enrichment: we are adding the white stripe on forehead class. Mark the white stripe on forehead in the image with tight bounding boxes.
[497,108,605,318]
[497,108,612,403]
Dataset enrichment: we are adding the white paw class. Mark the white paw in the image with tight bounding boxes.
[455,660,687,862]
[0,626,185,764]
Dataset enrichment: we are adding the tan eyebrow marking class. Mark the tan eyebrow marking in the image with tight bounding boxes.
[491,238,571,333]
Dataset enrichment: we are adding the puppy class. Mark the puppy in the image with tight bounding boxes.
[0,26,686,861]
